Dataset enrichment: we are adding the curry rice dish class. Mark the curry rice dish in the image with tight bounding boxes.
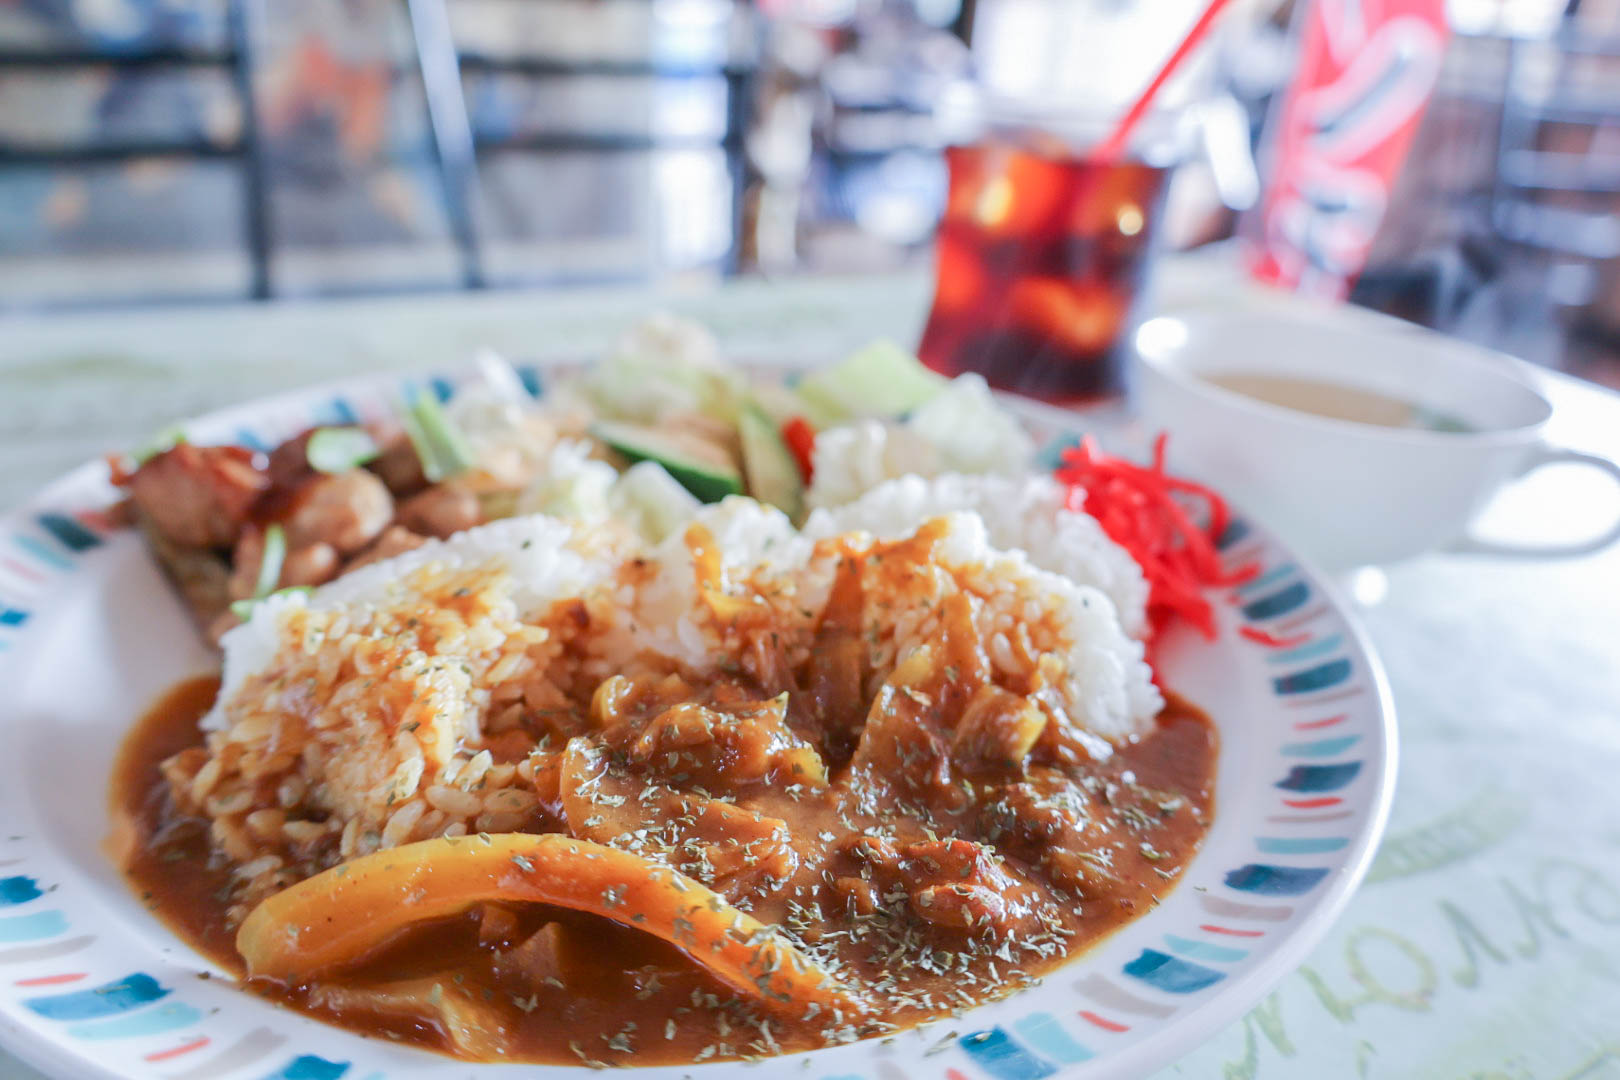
[115,488,1216,1067]
[109,329,1223,1066]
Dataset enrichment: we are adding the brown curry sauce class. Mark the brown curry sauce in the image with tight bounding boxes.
[114,675,1216,1066]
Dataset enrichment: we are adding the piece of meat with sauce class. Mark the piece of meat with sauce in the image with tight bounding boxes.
[977,770,1091,850]
[558,738,800,901]
[844,649,955,810]
[841,591,1003,802]
[799,555,868,765]
[369,431,428,497]
[397,484,482,539]
[134,513,234,634]
[839,835,1039,937]
[227,527,342,601]
[223,466,394,601]
[977,770,1116,896]
[265,430,317,487]
[592,676,827,794]
[273,424,424,494]
[279,470,394,556]
[123,444,269,550]
[951,684,1048,773]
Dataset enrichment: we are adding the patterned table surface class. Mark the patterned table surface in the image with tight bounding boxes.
[2,263,1618,1080]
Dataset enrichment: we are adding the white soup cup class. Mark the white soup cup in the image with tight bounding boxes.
[1131,306,1620,571]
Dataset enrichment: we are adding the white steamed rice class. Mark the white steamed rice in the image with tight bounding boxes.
[804,473,1151,639]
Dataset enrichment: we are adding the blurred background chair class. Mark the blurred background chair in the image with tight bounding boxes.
[0,0,266,304]
[453,0,754,285]
[0,0,1212,306]
[0,0,1618,396]
[0,0,759,305]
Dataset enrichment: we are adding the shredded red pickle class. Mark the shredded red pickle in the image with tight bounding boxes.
[781,415,817,483]
[1055,433,1259,642]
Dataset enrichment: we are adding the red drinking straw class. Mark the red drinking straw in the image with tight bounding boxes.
[1092,0,1237,162]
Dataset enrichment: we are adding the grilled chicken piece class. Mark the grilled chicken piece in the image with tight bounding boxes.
[369,430,429,497]
[265,430,317,486]
[124,444,268,549]
[132,508,234,634]
[398,484,483,539]
[228,527,341,601]
[279,470,394,555]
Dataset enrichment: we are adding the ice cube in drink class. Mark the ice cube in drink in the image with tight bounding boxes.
[918,141,1172,403]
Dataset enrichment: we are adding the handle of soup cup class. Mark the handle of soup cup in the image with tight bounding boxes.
[1448,445,1620,558]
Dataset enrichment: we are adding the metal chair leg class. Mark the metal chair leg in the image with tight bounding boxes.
[405,0,485,290]
[228,0,273,300]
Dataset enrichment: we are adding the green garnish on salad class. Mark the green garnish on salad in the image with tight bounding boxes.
[591,420,743,504]
[401,389,478,482]
[307,427,381,474]
[794,339,946,426]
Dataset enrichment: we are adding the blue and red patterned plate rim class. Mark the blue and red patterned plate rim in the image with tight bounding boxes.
[0,364,1397,1080]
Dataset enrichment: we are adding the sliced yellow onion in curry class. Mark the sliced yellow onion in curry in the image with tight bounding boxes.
[236,833,862,1018]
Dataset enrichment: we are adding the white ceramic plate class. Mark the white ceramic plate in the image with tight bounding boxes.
[0,366,1396,1080]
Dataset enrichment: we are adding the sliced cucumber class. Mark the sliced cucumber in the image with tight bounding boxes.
[591,420,742,503]
[738,404,804,521]
[795,339,947,426]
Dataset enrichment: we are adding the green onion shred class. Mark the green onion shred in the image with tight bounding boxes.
[306,426,381,474]
[400,389,477,482]
[253,523,286,601]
